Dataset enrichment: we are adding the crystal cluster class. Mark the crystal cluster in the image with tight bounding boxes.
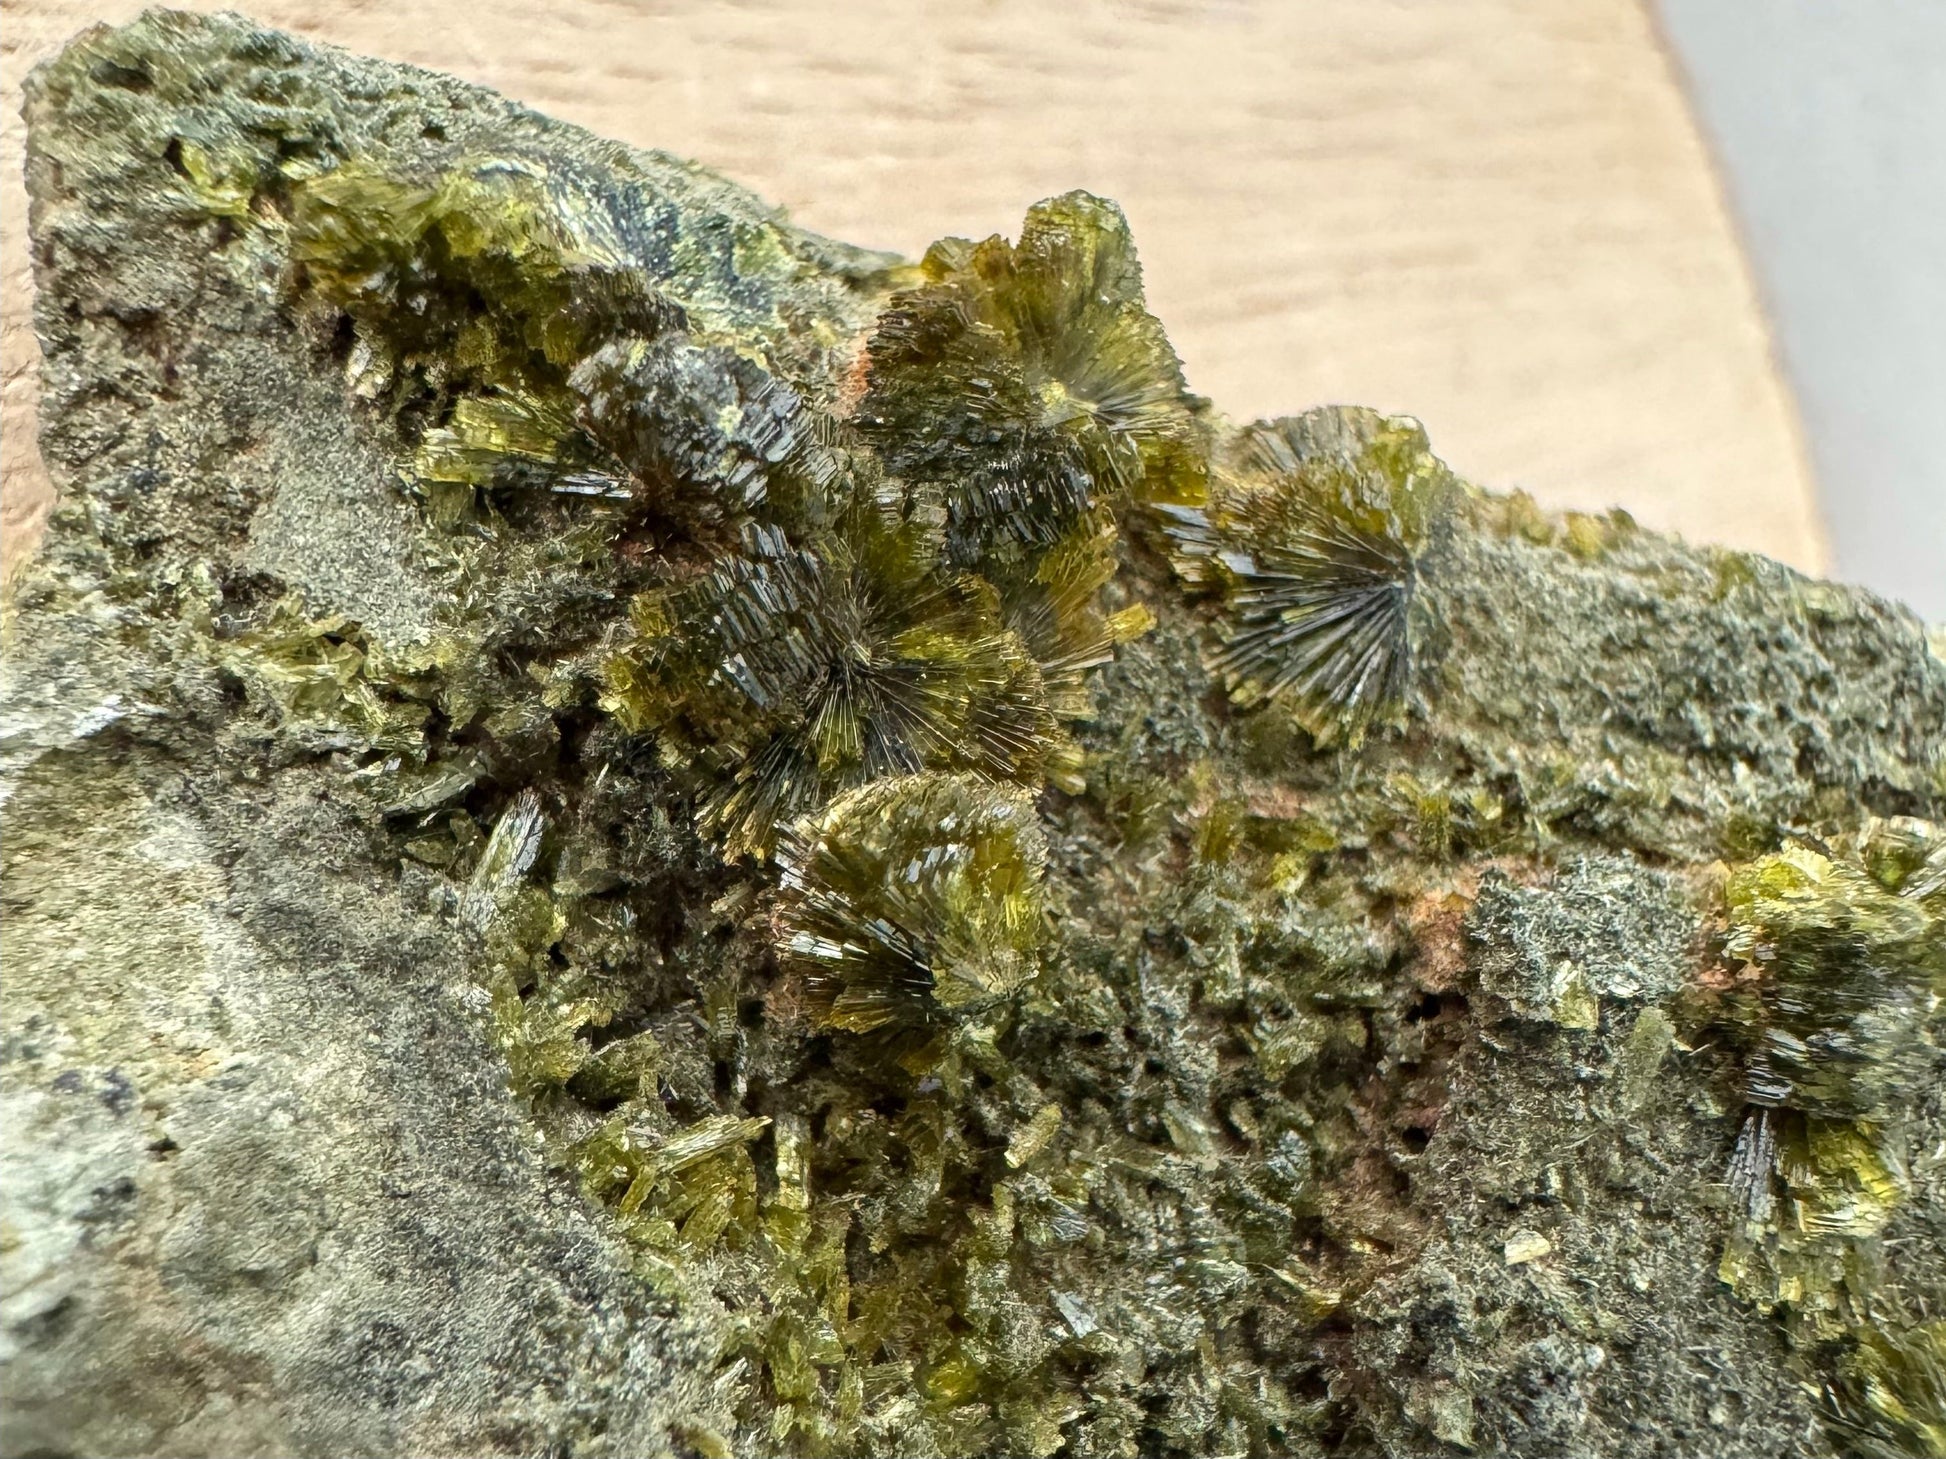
[221,138,1944,1458]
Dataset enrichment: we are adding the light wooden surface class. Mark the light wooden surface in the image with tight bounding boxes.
[1,0,1826,579]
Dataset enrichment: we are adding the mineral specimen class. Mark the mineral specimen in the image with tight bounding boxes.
[5,13,1944,1459]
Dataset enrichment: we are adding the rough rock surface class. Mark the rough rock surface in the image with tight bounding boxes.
[5,12,1943,1459]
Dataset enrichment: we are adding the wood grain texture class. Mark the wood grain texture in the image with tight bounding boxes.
[1,0,1826,578]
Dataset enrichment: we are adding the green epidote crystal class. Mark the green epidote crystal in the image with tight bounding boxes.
[14,16,1946,1458]
[1164,408,1455,747]
[776,774,1049,1034]
[860,190,1205,566]
[1824,1321,1946,1459]
[1715,825,1945,1340]
[602,498,1074,859]
[1725,835,1941,1124]
[290,155,678,518]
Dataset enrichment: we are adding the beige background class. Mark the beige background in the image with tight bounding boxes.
[2,0,1825,580]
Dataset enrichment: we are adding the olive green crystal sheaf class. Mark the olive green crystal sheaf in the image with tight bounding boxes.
[859,190,1206,566]
[988,523,1156,725]
[1716,822,1945,1340]
[1164,407,1455,747]
[1728,836,1941,1123]
[776,775,1049,1033]
[601,496,1073,859]
[570,334,810,525]
[291,156,679,514]
[1822,1321,1946,1459]
[289,150,860,534]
